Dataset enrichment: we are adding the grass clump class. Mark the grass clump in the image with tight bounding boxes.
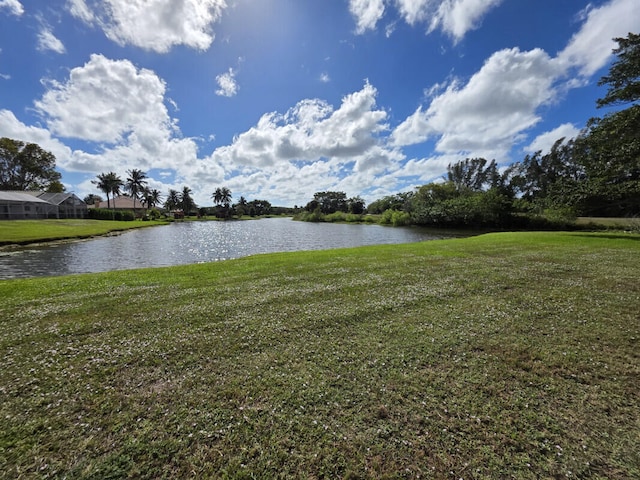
[0,232,639,478]
[0,219,168,246]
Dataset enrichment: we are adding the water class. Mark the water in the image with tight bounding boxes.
[0,218,462,279]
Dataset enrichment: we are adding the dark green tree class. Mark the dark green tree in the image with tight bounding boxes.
[164,189,180,211]
[306,191,348,214]
[83,193,103,205]
[446,158,500,192]
[0,137,61,191]
[125,169,148,215]
[180,186,196,216]
[212,187,232,218]
[141,187,162,209]
[247,199,271,216]
[234,196,248,217]
[596,32,640,108]
[347,196,366,214]
[92,171,123,212]
[573,32,640,215]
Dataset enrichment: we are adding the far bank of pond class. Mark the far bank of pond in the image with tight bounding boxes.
[0,217,469,279]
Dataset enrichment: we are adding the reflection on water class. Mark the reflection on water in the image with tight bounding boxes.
[0,217,461,279]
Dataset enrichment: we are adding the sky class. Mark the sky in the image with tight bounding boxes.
[1,0,639,208]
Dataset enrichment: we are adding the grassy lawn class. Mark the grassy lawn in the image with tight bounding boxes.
[0,232,638,479]
[0,219,168,246]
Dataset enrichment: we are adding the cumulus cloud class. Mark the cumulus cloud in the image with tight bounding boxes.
[28,54,204,190]
[431,0,504,42]
[0,0,23,16]
[392,0,640,166]
[393,47,561,158]
[349,0,386,34]
[557,0,640,77]
[37,27,66,54]
[215,68,238,97]
[68,0,228,53]
[212,82,392,168]
[35,54,172,144]
[353,0,502,40]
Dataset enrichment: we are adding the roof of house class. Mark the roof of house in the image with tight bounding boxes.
[38,192,84,205]
[0,191,54,204]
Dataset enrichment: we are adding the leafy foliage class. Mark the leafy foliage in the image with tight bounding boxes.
[0,137,61,191]
[596,32,640,107]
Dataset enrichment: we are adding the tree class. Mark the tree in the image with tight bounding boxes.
[180,186,196,216]
[92,172,123,212]
[505,138,584,209]
[347,196,366,214]
[573,33,640,215]
[0,137,62,191]
[447,158,501,192]
[247,199,271,216]
[306,191,348,214]
[164,189,180,211]
[212,186,232,218]
[45,180,66,193]
[234,196,248,217]
[125,169,148,215]
[141,187,162,210]
[83,194,103,205]
[596,32,640,108]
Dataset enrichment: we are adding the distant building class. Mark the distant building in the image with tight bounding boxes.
[0,191,87,220]
[90,195,140,210]
[0,191,58,219]
[37,192,87,219]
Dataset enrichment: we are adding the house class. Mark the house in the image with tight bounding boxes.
[37,192,88,219]
[0,191,58,219]
[90,195,141,210]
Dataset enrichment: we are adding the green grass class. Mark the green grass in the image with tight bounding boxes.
[0,219,168,245]
[1,231,639,479]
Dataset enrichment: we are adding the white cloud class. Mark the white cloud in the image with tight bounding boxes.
[26,54,209,195]
[35,54,172,144]
[68,0,228,53]
[432,0,504,42]
[0,0,23,16]
[393,0,502,41]
[392,47,561,159]
[557,0,640,77]
[524,123,581,154]
[349,0,386,34]
[320,72,330,83]
[37,27,66,54]
[212,82,392,168]
[392,0,640,166]
[215,68,238,97]
[67,0,94,23]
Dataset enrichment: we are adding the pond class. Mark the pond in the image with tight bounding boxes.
[0,217,465,279]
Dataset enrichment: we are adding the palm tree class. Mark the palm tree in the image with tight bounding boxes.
[164,189,180,211]
[92,172,123,214]
[125,169,148,216]
[180,186,196,217]
[142,187,162,209]
[234,195,248,217]
[212,187,232,218]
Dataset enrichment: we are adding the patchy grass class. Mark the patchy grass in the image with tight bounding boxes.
[0,219,168,246]
[0,232,639,479]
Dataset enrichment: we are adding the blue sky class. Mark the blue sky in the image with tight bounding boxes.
[1,0,639,207]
